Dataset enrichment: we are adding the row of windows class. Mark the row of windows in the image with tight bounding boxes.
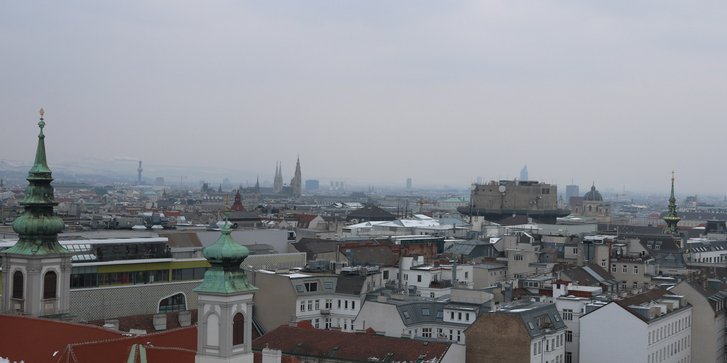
[611,264,639,274]
[299,298,356,313]
[448,311,471,322]
[11,270,57,300]
[410,327,461,342]
[69,268,206,289]
[693,255,726,263]
[648,335,690,363]
[649,315,691,345]
[532,333,565,356]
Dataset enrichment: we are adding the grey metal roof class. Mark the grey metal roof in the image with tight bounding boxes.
[497,302,566,338]
[335,275,367,295]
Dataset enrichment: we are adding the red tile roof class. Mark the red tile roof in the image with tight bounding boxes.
[252,325,450,362]
[0,314,123,363]
[0,314,197,363]
[56,326,196,363]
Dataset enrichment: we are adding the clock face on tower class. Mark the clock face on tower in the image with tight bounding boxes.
[498,185,506,193]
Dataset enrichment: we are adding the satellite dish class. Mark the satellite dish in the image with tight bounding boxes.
[498,185,506,193]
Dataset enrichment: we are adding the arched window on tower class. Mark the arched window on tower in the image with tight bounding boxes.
[233,313,245,346]
[12,271,24,299]
[43,271,58,299]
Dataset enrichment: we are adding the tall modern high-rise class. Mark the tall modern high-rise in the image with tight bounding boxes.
[1,109,72,316]
[137,160,143,185]
[663,172,681,235]
[290,157,302,198]
[519,165,528,181]
[406,178,412,189]
[273,162,283,193]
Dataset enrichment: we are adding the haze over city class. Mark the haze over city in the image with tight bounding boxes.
[2,1,727,194]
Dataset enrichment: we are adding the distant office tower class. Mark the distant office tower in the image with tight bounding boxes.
[273,162,283,193]
[406,178,412,189]
[565,184,580,201]
[154,177,165,186]
[305,179,319,191]
[290,157,302,198]
[137,161,143,185]
[520,165,528,181]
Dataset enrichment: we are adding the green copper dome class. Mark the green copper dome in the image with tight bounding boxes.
[202,222,250,266]
[194,222,257,294]
[7,110,68,256]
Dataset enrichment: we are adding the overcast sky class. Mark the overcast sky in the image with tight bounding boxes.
[2,1,726,194]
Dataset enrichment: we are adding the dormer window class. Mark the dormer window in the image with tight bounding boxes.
[304,282,318,292]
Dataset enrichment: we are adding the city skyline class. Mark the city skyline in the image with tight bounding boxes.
[2,2,727,194]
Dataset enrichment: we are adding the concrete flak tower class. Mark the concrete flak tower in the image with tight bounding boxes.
[663,171,681,235]
[290,156,302,198]
[1,109,72,316]
[195,220,257,363]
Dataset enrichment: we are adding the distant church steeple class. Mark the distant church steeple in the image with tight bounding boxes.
[2,109,72,316]
[663,171,681,235]
[273,162,283,194]
[290,156,302,198]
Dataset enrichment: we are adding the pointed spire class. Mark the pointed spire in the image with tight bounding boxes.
[663,171,681,235]
[8,110,67,255]
[29,108,52,177]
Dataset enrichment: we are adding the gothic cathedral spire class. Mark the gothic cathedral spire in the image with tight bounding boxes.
[290,156,302,198]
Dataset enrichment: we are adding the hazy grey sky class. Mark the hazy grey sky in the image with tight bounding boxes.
[2,1,726,194]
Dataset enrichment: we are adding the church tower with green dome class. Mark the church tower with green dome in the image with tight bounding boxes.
[195,220,257,363]
[1,109,72,316]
